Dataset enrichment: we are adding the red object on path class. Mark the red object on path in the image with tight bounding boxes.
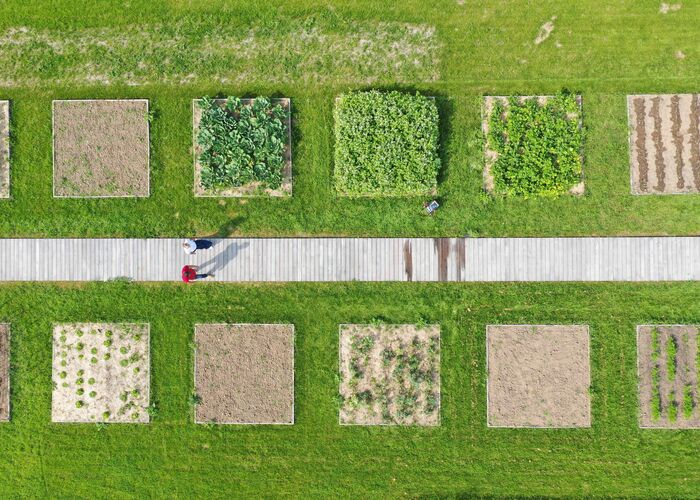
[182,265,197,283]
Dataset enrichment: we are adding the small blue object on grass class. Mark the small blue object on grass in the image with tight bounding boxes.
[424,200,439,215]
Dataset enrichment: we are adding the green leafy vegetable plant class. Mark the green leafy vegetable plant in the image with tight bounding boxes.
[486,92,583,196]
[333,90,440,196]
[196,96,289,192]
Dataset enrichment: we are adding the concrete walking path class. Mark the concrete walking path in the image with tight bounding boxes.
[0,237,698,282]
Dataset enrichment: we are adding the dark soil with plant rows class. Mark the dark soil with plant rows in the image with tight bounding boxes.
[637,325,700,428]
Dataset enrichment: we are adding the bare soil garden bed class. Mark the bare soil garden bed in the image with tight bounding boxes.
[52,99,150,197]
[192,98,292,197]
[0,101,9,198]
[339,324,440,426]
[482,95,584,196]
[51,323,150,423]
[637,325,700,428]
[0,324,9,421]
[194,324,295,424]
[487,325,591,428]
[627,94,700,194]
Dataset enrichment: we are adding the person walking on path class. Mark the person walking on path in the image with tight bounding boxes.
[181,265,210,283]
[182,239,213,255]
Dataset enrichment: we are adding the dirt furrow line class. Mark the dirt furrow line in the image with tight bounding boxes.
[689,95,700,190]
[650,97,666,192]
[633,97,649,192]
[670,95,686,189]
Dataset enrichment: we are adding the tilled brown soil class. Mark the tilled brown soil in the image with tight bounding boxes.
[192,98,292,197]
[0,324,9,421]
[0,101,9,198]
[487,325,591,428]
[53,100,150,197]
[194,324,294,424]
[339,324,440,426]
[638,325,700,428]
[628,94,700,194]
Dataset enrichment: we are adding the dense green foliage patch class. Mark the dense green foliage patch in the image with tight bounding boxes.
[333,91,440,196]
[196,97,288,191]
[487,93,583,196]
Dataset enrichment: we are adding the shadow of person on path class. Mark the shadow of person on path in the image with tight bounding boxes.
[197,241,250,276]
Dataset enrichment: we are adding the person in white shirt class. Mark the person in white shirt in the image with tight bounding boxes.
[182,239,213,255]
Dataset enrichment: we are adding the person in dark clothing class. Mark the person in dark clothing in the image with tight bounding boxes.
[181,265,209,282]
[182,239,213,255]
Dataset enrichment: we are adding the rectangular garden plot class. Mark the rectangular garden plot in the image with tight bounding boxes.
[194,324,294,424]
[334,91,440,197]
[482,95,584,196]
[0,101,9,198]
[0,324,9,421]
[339,324,440,426]
[627,94,700,194]
[487,325,591,428]
[193,97,292,197]
[51,323,150,423]
[52,99,150,197]
[637,325,700,428]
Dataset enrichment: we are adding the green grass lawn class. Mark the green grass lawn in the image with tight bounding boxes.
[1,281,700,497]
[0,0,699,236]
[2,1,700,497]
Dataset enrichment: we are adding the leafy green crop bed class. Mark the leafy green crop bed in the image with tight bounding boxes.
[1,281,700,497]
[333,91,440,196]
[195,97,290,195]
[485,93,584,197]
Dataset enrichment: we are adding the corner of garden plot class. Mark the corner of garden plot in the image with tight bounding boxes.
[51,323,150,423]
[333,91,440,197]
[0,324,10,422]
[637,325,700,428]
[52,99,150,198]
[626,94,700,195]
[482,94,584,197]
[486,324,591,428]
[192,97,292,197]
[193,324,295,424]
[338,323,440,426]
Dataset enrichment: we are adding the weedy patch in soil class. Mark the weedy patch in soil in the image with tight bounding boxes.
[482,94,584,197]
[193,98,292,197]
[0,324,9,421]
[51,323,150,423]
[637,325,700,428]
[487,325,591,428]
[339,324,440,426]
[0,101,9,198]
[52,99,150,197]
[194,324,294,424]
[627,94,700,194]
